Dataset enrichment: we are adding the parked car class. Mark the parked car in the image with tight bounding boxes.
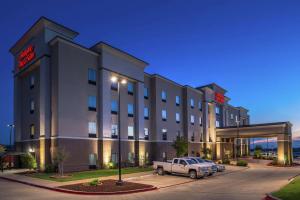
[153,158,209,179]
[185,157,217,175]
[204,159,225,172]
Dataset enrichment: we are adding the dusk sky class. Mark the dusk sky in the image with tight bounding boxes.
[0,0,299,145]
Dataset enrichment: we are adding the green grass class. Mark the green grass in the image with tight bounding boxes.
[273,177,300,200]
[29,167,152,182]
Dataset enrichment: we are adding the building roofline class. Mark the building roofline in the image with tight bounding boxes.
[10,16,79,54]
[197,82,227,93]
[90,41,149,66]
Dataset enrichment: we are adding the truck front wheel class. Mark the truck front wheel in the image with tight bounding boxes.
[189,170,197,179]
[157,167,164,175]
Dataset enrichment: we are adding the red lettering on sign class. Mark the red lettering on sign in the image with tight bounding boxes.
[18,45,36,69]
[215,92,225,104]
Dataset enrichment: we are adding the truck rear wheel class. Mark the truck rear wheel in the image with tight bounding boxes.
[157,167,164,175]
[189,170,197,179]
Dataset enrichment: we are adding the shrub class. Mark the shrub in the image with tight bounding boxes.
[236,160,248,167]
[44,164,57,173]
[222,159,231,165]
[272,157,278,165]
[89,179,101,186]
[20,153,37,170]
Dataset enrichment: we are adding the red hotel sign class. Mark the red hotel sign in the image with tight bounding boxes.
[18,45,36,69]
[215,92,225,104]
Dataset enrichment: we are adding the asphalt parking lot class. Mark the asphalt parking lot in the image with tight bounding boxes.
[1,163,299,200]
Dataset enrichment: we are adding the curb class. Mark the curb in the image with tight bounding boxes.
[264,193,281,200]
[0,176,157,195]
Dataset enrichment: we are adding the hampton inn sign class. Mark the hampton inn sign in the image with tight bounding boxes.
[18,45,36,69]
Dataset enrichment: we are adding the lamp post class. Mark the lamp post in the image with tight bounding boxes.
[235,118,240,161]
[7,124,14,168]
[7,124,15,150]
[111,76,127,186]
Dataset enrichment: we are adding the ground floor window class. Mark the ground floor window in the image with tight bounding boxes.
[89,153,97,168]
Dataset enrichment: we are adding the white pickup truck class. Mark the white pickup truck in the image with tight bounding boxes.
[153,158,209,179]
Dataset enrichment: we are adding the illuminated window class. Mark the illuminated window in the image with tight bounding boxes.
[111,124,118,138]
[30,124,35,139]
[191,115,195,125]
[30,75,35,89]
[144,107,149,119]
[127,82,134,95]
[161,90,167,102]
[162,109,167,121]
[144,87,149,99]
[30,100,34,114]
[198,101,202,110]
[111,153,117,163]
[111,100,118,114]
[88,68,96,85]
[199,117,202,125]
[88,96,96,111]
[144,128,149,140]
[162,129,167,140]
[190,98,194,108]
[215,106,220,114]
[88,122,96,137]
[176,113,180,123]
[111,82,118,91]
[176,96,180,106]
[128,126,134,139]
[128,104,134,117]
[216,120,220,127]
[230,114,234,119]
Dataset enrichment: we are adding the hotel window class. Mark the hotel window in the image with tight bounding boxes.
[144,128,149,140]
[30,99,35,114]
[198,101,202,110]
[191,115,195,125]
[88,68,96,85]
[88,96,96,111]
[161,90,167,102]
[29,75,35,89]
[144,107,149,119]
[175,96,180,106]
[111,153,117,163]
[216,120,220,128]
[162,129,167,140]
[88,122,97,137]
[162,109,167,121]
[128,126,134,139]
[128,104,134,117]
[190,98,194,108]
[176,130,181,137]
[30,124,35,139]
[176,113,180,123]
[215,106,220,115]
[111,100,118,114]
[111,82,118,91]
[230,114,234,119]
[199,117,202,125]
[144,87,149,99]
[191,132,195,142]
[127,82,134,95]
[111,124,118,138]
[128,152,135,163]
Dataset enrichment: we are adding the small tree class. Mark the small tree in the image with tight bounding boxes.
[20,153,37,170]
[0,145,6,172]
[172,136,188,157]
[201,147,212,159]
[53,147,68,176]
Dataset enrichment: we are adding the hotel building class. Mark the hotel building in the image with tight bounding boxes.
[12,17,292,171]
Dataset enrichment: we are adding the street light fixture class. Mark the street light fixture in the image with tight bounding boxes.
[111,75,127,186]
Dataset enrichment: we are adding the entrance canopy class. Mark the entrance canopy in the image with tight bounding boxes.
[216,122,293,165]
[216,122,292,138]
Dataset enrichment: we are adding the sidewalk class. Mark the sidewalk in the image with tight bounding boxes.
[0,169,153,188]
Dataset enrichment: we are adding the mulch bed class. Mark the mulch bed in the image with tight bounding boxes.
[267,162,300,167]
[58,179,154,193]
